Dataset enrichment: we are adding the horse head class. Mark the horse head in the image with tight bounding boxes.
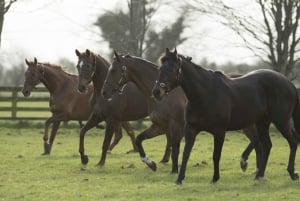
[22,57,43,97]
[152,48,181,101]
[75,49,96,93]
[102,50,128,100]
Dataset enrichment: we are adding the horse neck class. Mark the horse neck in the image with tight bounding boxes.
[126,59,158,99]
[180,60,214,104]
[40,65,67,94]
[92,55,109,95]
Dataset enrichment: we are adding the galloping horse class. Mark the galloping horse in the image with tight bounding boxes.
[153,48,300,184]
[75,49,150,166]
[102,51,186,173]
[101,50,258,173]
[23,58,137,155]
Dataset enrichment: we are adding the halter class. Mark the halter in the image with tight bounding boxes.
[155,57,182,90]
[116,65,128,93]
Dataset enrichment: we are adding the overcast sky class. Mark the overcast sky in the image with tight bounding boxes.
[1,0,258,70]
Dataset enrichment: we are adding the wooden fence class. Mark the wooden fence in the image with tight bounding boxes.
[0,86,50,120]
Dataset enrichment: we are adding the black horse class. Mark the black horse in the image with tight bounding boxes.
[153,48,300,184]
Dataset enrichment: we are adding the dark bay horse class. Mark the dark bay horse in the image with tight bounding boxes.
[75,49,150,166]
[153,48,300,184]
[101,50,258,173]
[23,58,137,155]
[102,51,186,173]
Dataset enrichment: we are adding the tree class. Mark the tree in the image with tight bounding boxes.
[94,0,186,62]
[0,0,17,46]
[185,0,300,80]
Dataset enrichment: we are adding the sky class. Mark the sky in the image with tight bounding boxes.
[1,0,258,70]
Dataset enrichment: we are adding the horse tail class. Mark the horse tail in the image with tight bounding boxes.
[292,92,300,143]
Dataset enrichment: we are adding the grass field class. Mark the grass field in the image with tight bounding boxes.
[0,123,300,201]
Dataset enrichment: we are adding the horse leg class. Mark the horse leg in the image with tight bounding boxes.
[274,121,299,180]
[47,121,61,154]
[211,130,226,183]
[79,113,102,165]
[42,117,54,155]
[97,121,117,166]
[108,124,122,151]
[176,124,197,185]
[240,126,257,171]
[121,121,138,152]
[135,123,165,171]
[169,122,183,174]
[255,120,271,180]
[160,132,171,163]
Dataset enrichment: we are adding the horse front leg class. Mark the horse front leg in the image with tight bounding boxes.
[176,124,197,185]
[47,121,61,154]
[42,117,54,155]
[211,130,225,183]
[79,113,102,165]
[97,121,117,166]
[135,123,164,171]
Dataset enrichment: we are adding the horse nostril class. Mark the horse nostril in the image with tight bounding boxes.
[159,82,166,88]
[78,85,86,93]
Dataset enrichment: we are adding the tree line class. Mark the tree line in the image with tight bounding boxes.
[0,0,299,86]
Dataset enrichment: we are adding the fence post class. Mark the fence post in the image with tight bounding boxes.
[11,89,18,119]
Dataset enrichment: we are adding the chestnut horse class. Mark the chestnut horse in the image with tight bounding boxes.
[101,50,259,173]
[22,58,137,155]
[75,49,151,166]
[153,48,300,184]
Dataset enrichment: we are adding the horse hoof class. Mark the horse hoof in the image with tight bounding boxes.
[175,180,182,185]
[96,161,105,166]
[41,152,50,156]
[290,173,299,180]
[240,160,248,172]
[254,175,264,180]
[44,143,51,154]
[160,159,169,164]
[147,161,157,171]
[126,149,137,154]
[81,155,89,165]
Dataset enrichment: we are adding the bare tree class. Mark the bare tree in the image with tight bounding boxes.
[185,0,300,80]
[0,0,17,46]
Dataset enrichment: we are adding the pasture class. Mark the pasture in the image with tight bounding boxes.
[0,122,299,201]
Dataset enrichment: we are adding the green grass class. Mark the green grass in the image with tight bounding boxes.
[0,126,299,201]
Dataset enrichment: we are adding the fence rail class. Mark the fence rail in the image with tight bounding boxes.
[0,86,50,120]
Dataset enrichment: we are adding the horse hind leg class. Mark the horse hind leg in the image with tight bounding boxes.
[121,121,138,152]
[274,121,299,180]
[160,132,171,163]
[108,124,122,151]
[255,120,271,180]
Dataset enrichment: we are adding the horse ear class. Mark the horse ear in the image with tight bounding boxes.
[34,57,37,65]
[25,58,30,65]
[174,47,178,56]
[75,49,80,57]
[165,48,170,54]
[86,49,91,57]
[114,50,120,62]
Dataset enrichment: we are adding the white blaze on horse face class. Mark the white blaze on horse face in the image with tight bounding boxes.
[79,61,84,69]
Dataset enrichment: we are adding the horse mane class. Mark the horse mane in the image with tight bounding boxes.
[120,54,158,69]
[38,62,75,76]
[87,50,110,67]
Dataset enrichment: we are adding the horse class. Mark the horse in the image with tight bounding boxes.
[75,49,152,166]
[102,51,186,173]
[101,50,258,173]
[153,48,300,184]
[22,58,138,155]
